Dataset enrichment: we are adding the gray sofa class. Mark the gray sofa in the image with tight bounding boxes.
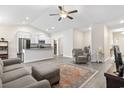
[2,58,24,73]
[0,58,51,88]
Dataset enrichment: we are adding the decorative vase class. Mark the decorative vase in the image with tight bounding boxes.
[1,38,5,41]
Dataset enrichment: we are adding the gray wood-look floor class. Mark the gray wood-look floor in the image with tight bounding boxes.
[26,57,114,88]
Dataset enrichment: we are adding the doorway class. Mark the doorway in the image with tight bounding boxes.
[58,38,63,56]
[53,40,57,55]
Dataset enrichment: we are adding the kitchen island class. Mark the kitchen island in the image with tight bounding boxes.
[23,48,54,63]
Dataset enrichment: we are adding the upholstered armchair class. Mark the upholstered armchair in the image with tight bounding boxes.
[72,49,89,64]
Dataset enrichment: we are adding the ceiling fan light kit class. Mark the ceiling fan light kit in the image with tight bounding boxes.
[60,11,68,18]
[49,6,78,21]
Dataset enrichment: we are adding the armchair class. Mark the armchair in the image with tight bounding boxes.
[72,49,89,64]
[83,46,91,61]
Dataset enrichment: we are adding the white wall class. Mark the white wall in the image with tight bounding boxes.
[0,25,49,58]
[108,30,113,49]
[73,29,84,48]
[113,32,119,45]
[52,27,92,58]
[52,29,92,58]
[113,32,124,55]
[83,31,91,48]
[91,24,104,62]
[73,29,91,49]
[104,26,113,59]
[104,26,109,59]
[51,29,73,58]
[63,30,73,57]
[91,24,112,62]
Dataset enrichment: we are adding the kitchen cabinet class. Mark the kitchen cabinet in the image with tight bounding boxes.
[38,34,51,44]
[31,34,38,44]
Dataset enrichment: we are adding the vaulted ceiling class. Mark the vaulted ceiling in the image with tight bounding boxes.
[0,5,124,33]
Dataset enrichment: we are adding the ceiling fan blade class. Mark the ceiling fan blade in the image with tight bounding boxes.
[68,10,78,14]
[58,6,63,11]
[67,16,74,20]
[49,14,59,16]
[58,17,62,21]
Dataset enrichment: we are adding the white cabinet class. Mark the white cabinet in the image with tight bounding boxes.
[38,34,51,44]
[31,34,38,44]
[17,32,51,44]
[44,37,51,44]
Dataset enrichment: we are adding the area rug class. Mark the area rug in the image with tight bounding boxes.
[54,64,98,88]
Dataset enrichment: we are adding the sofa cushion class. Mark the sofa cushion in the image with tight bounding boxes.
[0,59,3,67]
[3,64,24,73]
[0,64,3,78]
[3,58,22,66]
[1,68,30,83]
[26,79,51,88]
[0,78,2,88]
[3,75,37,88]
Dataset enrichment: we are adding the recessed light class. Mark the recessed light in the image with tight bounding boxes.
[88,26,92,31]
[46,29,49,31]
[121,32,124,34]
[120,20,124,24]
[51,27,55,29]
[26,17,29,20]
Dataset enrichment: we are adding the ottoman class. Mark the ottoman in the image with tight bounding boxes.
[32,64,60,85]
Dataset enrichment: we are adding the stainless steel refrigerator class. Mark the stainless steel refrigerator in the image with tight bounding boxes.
[17,38,30,62]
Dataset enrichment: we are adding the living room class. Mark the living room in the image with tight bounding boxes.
[0,3,124,90]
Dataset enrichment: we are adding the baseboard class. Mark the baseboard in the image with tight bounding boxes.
[63,55,73,58]
[24,57,54,63]
[91,57,111,63]
[91,60,97,63]
[104,57,111,62]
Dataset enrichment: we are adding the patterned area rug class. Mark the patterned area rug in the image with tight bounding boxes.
[54,64,98,88]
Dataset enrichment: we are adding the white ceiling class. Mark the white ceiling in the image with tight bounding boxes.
[1,5,124,33]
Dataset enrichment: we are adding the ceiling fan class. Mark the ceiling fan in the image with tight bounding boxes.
[49,6,78,21]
